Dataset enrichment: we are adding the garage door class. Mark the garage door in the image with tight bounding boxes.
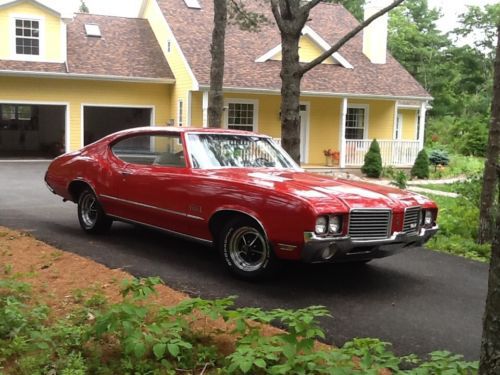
[83,106,153,146]
[0,104,66,158]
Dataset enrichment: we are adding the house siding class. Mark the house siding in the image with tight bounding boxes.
[190,91,203,127]
[348,99,395,140]
[0,2,63,62]
[0,76,171,151]
[142,0,195,126]
[273,35,335,64]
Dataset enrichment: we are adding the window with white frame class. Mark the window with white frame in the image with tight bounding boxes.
[345,106,366,139]
[177,99,183,126]
[15,19,40,55]
[227,102,255,131]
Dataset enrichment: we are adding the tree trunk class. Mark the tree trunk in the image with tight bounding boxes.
[478,26,500,244]
[208,0,227,128]
[280,33,303,164]
[479,26,500,374]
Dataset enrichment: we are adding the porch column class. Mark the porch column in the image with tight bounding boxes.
[418,101,427,150]
[202,91,209,127]
[339,97,348,168]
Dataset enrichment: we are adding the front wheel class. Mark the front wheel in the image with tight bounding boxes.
[77,189,112,234]
[219,218,276,280]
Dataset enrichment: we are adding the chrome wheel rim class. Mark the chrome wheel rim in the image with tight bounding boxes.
[80,193,98,228]
[228,226,268,272]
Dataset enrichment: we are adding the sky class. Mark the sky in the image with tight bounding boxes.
[5,0,499,32]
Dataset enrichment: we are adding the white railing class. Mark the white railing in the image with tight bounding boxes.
[345,139,420,167]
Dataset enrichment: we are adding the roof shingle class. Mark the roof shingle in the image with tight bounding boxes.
[157,0,430,98]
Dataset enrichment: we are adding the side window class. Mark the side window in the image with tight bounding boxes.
[111,134,185,167]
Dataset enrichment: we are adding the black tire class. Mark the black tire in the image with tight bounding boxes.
[218,217,276,280]
[77,189,112,234]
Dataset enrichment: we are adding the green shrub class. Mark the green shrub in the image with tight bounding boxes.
[361,139,383,178]
[429,150,450,167]
[391,170,408,189]
[411,149,430,179]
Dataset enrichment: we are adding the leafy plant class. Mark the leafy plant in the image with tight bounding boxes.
[391,170,408,189]
[429,149,450,168]
[361,139,383,178]
[411,149,430,179]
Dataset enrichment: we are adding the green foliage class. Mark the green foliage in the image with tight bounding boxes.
[411,149,430,179]
[0,276,480,374]
[391,170,408,189]
[78,0,89,13]
[361,139,383,178]
[336,0,365,21]
[425,194,491,262]
[429,150,450,167]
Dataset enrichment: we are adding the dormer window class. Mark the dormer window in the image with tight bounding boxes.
[183,0,201,9]
[15,19,39,55]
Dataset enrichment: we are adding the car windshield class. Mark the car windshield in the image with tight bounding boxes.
[187,133,298,169]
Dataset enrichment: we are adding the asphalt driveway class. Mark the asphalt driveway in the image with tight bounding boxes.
[0,161,488,360]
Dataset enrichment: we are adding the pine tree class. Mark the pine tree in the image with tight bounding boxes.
[411,149,430,179]
[79,0,89,13]
[361,139,383,178]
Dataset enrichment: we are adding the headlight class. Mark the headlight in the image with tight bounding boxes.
[424,210,433,226]
[328,215,342,234]
[315,216,328,235]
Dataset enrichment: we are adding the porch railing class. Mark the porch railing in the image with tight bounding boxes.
[345,139,420,167]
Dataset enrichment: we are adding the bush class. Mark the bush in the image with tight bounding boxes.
[361,139,383,178]
[429,150,450,167]
[411,149,430,179]
[390,170,408,189]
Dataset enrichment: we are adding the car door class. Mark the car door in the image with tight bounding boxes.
[106,132,192,234]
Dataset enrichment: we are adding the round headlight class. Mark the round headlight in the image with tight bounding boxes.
[315,216,328,235]
[328,215,341,234]
[424,210,433,226]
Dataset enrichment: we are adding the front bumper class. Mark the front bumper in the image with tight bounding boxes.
[301,225,439,263]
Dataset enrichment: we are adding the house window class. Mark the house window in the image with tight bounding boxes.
[15,19,40,55]
[395,113,403,140]
[0,105,37,131]
[227,102,255,131]
[345,106,366,139]
[177,99,183,126]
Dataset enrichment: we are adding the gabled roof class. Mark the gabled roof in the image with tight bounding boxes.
[0,0,62,17]
[0,13,175,83]
[156,0,430,99]
[255,25,353,69]
[66,14,174,80]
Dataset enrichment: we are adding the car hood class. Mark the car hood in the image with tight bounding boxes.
[200,168,432,213]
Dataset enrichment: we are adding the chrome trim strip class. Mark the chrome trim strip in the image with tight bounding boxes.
[100,194,204,221]
[108,214,213,246]
[277,243,297,251]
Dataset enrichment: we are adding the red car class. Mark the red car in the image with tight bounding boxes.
[45,127,438,279]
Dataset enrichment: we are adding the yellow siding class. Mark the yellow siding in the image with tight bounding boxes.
[400,109,418,140]
[0,2,63,61]
[143,0,195,126]
[348,99,395,140]
[272,35,334,64]
[307,97,341,164]
[0,76,171,151]
[190,91,203,127]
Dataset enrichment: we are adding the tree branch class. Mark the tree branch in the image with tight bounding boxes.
[300,0,322,15]
[299,0,405,75]
[270,0,284,31]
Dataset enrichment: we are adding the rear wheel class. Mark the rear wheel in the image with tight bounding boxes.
[77,189,112,234]
[219,217,276,280]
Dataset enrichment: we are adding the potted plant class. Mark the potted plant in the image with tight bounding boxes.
[323,149,340,166]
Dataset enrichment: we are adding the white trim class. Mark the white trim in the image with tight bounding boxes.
[0,70,175,84]
[60,19,67,63]
[418,101,427,150]
[0,0,61,17]
[149,0,199,90]
[80,103,156,149]
[197,85,433,101]
[202,90,208,127]
[345,103,369,139]
[255,25,353,69]
[299,101,310,164]
[10,14,45,61]
[223,98,259,132]
[0,98,70,152]
[187,91,192,126]
[339,98,347,168]
[395,113,403,140]
[393,100,399,140]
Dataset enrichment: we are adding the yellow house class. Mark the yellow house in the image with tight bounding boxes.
[0,0,432,168]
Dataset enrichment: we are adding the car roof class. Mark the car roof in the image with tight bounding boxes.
[111,126,268,137]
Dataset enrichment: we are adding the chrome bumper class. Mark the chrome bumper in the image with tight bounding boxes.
[301,225,439,263]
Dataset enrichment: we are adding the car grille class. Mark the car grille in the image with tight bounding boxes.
[348,209,391,240]
[403,206,421,233]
